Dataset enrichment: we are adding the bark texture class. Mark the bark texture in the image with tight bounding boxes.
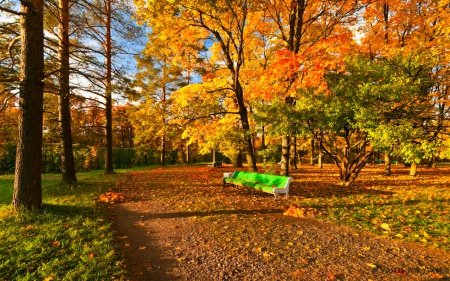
[12,0,45,209]
[104,0,114,174]
[59,0,77,183]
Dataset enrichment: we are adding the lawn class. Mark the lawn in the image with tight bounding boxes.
[0,166,155,281]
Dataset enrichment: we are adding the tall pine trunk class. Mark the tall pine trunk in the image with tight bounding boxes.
[12,0,44,210]
[59,0,77,183]
[104,0,114,174]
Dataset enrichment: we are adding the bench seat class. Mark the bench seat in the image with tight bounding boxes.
[223,171,292,199]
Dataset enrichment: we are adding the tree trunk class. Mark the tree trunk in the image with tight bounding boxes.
[236,83,257,171]
[410,162,417,176]
[186,143,190,164]
[431,153,438,169]
[384,146,394,176]
[104,0,114,174]
[290,135,298,170]
[280,135,289,176]
[234,151,243,167]
[12,0,44,210]
[160,134,166,166]
[310,138,315,165]
[59,0,77,183]
[318,135,323,168]
[384,152,391,176]
[261,126,266,151]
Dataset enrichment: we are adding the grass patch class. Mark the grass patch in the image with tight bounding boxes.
[290,165,450,250]
[0,167,156,280]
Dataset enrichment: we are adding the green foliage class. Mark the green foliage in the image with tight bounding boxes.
[259,145,281,175]
[113,148,135,168]
[0,142,16,174]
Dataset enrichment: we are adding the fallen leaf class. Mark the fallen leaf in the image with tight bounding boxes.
[366,263,377,268]
[430,273,444,279]
[139,246,146,250]
[394,269,407,276]
[380,223,390,231]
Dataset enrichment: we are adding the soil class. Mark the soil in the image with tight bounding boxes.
[107,165,450,281]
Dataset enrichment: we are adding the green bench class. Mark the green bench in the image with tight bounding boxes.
[223,171,292,200]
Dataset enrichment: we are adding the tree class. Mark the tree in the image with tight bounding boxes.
[9,0,45,209]
[57,0,77,183]
[256,0,361,176]
[302,54,435,185]
[135,0,261,171]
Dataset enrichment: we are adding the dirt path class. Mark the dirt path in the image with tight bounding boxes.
[108,166,450,281]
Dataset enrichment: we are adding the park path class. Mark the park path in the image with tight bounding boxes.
[108,165,450,281]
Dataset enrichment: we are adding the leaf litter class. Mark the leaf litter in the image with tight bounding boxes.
[109,165,450,280]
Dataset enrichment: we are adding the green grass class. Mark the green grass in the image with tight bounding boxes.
[290,165,450,250]
[0,166,156,281]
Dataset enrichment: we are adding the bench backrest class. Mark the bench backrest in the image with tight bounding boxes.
[231,171,290,188]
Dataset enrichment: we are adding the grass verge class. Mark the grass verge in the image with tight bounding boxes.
[0,166,155,280]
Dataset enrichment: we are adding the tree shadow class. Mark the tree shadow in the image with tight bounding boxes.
[143,208,284,220]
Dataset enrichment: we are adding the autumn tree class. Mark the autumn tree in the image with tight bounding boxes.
[253,0,362,176]
[135,0,263,171]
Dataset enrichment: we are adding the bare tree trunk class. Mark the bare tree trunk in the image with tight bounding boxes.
[12,0,44,210]
[59,0,77,183]
[310,138,315,165]
[104,0,114,174]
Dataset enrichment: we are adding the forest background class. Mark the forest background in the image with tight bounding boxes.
[1,0,450,209]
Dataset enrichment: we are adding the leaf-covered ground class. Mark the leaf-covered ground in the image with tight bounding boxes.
[108,164,450,280]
